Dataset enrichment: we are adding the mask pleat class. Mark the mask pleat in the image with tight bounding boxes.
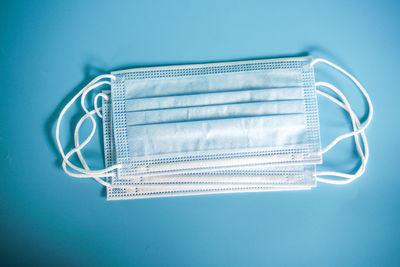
[124,69,302,99]
[127,114,307,157]
[125,87,303,112]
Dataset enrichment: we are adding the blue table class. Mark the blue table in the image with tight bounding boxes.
[1,0,399,265]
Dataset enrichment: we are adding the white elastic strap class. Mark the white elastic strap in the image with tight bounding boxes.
[311,58,373,154]
[71,109,113,186]
[75,93,112,181]
[317,89,367,163]
[60,82,120,177]
[312,58,373,184]
[56,75,122,178]
[75,91,110,173]
[316,82,367,158]
[76,93,110,170]
[72,100,139,189]
[94,93,109,118]
[316,87,368,184]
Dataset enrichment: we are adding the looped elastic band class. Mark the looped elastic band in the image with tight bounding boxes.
[312,58,373,184]
[56,75,123,185]
[94,93,109,118]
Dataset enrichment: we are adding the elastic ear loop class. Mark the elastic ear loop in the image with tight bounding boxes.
[73,90,109,172]
[69,109,113,186]
[316,85,368,184]
[73,93,114,186]
[317,87,367,165]
[60,79,120,177]
[317,82,367,158]
[311,58,373,153]
[72,94,150,189]
[312,58,373,184]
[56,75,122,178]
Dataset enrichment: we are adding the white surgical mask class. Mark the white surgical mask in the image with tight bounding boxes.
[55,56,373,200]
[111,56,322,180]
[101,95,315,199]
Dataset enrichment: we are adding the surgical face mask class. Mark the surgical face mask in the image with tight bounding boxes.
[111,56,322,180]
[69,93,316,200]
[55,56,373,200]
[101,97,316,199]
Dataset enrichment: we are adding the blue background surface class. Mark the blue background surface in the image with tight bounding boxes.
[1,0,399,266]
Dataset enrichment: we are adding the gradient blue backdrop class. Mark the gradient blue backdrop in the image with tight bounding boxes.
[1,0,399,266]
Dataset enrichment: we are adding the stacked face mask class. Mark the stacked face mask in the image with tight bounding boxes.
[56,56,373,200]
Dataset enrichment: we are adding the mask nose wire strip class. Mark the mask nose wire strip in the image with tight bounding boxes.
[316,87,368,184]
[56,74,123,178]
[311,58,373,154]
